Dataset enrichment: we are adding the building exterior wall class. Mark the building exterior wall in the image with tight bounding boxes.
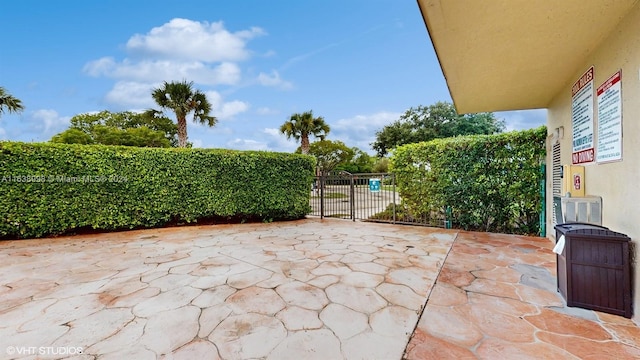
[546,3,640,323]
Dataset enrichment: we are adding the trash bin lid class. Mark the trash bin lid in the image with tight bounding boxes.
[554,222,630,241]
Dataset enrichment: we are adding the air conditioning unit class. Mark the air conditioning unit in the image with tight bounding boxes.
[553,195,602,226]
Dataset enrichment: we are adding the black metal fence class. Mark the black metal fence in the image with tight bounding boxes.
[309,172,443,227]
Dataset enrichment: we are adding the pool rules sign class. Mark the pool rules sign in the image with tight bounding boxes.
[571,66,595,164]
[596,70,622,163]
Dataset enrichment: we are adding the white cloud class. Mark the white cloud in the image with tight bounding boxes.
[263,128,280,137]
[103,83,249,119]
[83,18,266,111]
[330,112,401,153]
[30,109,70,137]
[85,59,241,86]
[104,81,156,108]
[256,107,278,115]
[217,101,249,119]
[263,127,298,152]
[83,18,267,123]
[115,61,240,85]
[257,70,293,90]
[126,18,265,62]
[83,57,116,76]
[205,91,249,120]
[0,127,6,140]
[191,139,204,148]
[226,138,268,151]
[214,126,234,135]
[213,127,301,153]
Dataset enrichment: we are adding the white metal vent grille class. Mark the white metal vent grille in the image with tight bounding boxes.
[551,141,562,227]
[552,142,561,195]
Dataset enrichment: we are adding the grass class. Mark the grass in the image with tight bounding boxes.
[327,213,351,218]
[311,192,348,199]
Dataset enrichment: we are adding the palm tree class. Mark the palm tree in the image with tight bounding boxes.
[151,80,216,147]
[280,110,330,154]
[0,87,25,118]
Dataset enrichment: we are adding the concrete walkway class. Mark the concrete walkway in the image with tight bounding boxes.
[1,218,639,359]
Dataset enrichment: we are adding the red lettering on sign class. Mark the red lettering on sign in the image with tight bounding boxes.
[597,70,621,95]
[572,66,594,96]
[572,149,595,164]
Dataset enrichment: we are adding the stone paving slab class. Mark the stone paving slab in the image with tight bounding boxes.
[405,231,640,359]
[0,219,456,359]
[5,219,639,359]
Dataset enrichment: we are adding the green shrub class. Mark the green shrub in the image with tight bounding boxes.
[390,126,546,234]
[368,203,441,227]
[0,142,315,239]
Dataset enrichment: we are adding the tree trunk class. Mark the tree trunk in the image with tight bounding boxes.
[177,116,188,147]
[301,135,310,154]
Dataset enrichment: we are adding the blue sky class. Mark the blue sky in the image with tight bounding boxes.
[0,0,545,154]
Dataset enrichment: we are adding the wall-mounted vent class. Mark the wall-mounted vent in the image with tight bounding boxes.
[555,196,602,226]
[552,142,562,195]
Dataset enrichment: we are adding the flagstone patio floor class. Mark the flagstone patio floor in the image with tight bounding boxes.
[0,218,638,359]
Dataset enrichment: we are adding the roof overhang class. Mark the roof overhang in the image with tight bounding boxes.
[417,0,638,114]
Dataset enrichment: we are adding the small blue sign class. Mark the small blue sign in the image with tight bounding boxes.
[369,178,381,192]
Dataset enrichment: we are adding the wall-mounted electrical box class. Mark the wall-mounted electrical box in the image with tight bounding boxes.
[562,165,585,197]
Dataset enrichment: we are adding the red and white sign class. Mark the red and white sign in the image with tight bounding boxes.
[596,70,622,163]
[597,71,621,95]
[572,67,594,96]
[571,66,595,164]
[572,149,595,164]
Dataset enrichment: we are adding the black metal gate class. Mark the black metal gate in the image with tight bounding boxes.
[309,172,439,226]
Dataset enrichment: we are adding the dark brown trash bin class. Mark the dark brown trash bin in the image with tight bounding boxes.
[555,223,632,318]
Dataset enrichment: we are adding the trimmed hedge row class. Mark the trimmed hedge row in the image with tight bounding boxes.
[391,126,546,234]
[0,142,315,239]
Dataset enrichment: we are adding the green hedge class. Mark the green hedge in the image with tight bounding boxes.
[391,126,546,234]
[0,142,315,239]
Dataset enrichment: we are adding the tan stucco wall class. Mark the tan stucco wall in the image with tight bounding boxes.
[546,2,640,323]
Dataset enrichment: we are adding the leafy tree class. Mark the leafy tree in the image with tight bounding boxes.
[336,147,374,173]
[298,140,354,175]
[0,87,24,118]
[51,128,93,144]
[51,110,176,147]
[372,102,505,156]
[91,125,171,147]
[280,110,330,155]
[133,110,181,147]
[372,157,390,173]
[152,80,216,147]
